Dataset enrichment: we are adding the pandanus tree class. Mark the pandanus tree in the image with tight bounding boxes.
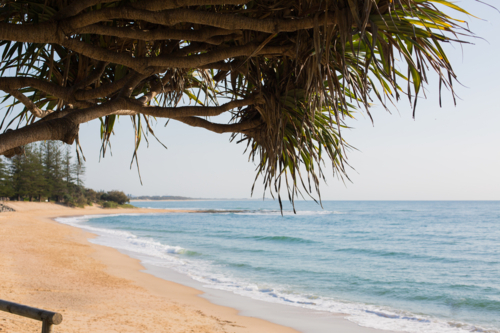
[0,0,479,204]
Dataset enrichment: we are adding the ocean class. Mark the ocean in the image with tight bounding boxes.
[56,201,500,333]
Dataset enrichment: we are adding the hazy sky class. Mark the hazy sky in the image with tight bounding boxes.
[76,2,499,200]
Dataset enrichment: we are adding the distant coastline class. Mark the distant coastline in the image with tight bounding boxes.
[130,196,257,201]
[131,199,202,202]
[132,196,195,201]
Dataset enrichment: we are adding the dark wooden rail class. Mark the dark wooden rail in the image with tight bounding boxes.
[0,299,63,333]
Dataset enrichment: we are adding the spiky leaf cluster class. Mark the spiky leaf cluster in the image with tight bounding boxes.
[0,0,478,204]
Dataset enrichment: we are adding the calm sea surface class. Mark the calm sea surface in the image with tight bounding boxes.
[57,201,500,333]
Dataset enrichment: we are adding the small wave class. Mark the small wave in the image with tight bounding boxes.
[365,310,431,322]
[56,215,187,257]
[180,250,201,256]
[336,247,410,257]
[129,237,184,254]
[250,235,316,244]
[202,281,500,333]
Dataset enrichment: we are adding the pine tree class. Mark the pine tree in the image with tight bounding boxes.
[7,144,44,200]
[42,141,54,199]
[23,145,37,201]
[62,145,76,196]
[52,143,65,202]
[42,141,65,201]
[2,141,90,203]
[75,160,85,188]
[30,144,47,201]
[0,156,13,198]
[10,152,27,200]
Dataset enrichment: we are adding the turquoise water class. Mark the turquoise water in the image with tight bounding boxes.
[57,201,500,333]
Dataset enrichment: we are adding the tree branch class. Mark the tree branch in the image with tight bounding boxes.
[76,25,242,45]
[0,95,261,155]
[51,0,250,20]
[64,99,125,125]
[62,39,149,73]
[0,77,93,109]
[2,146,25,159]
[66,7,336,33]
[0,22,291,74]
[0,77,71,100]
[175,117,262,134]
[0,117,79,155]
[118,72,149,98]
[0,21,60,44]
[53,0,118,20]
[74,61,109,90]
[63,38,291,73]
[0,64,139,106]
[121,95,262,118]
[5,89,52,118]
[74,72,135,101]
[147,44,292,68]
[130,0,249,12]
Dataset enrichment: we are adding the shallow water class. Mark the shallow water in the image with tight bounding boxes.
[57,201,500,333]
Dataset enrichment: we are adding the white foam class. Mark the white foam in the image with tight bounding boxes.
[56,215,185,258]
[56,214,498,333]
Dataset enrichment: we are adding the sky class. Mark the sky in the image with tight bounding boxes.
[74,2,500,200]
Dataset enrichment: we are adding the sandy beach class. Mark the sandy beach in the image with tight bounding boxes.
[0,201,403,333]
[0,202,298,333]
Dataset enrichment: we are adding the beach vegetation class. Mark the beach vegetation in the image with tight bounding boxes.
[100,201,117,208]
[84,188,99,204]
[101,201,134,209]
[0,144,134,207]
[0,141,90,204]
[100,190,130,205]
[119,203,135,208]
[0,0,487,205]
[95,189,133,208]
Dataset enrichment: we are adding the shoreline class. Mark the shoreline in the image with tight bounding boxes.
[0,202,297,333]
[0,202,398,333]
[130,199,254,202]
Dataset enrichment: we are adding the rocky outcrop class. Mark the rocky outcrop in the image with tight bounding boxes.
[0,203,15,212]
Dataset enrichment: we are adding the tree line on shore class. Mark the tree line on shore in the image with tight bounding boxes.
[0,141,129,207]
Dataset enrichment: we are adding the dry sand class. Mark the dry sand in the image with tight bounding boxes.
[0,202,298,333]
